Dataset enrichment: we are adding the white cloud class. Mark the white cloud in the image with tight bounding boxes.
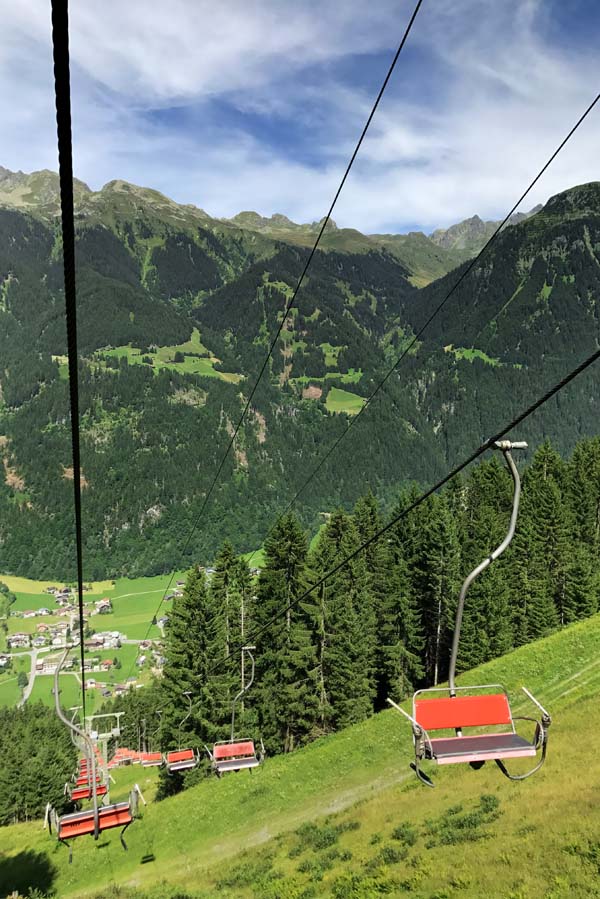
[0,0,599,232]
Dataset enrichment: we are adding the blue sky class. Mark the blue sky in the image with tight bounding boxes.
[1,0,599,233]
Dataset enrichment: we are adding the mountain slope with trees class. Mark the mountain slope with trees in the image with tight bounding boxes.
[0,171,599,579]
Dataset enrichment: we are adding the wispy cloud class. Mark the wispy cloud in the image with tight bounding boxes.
[1,0,599,232]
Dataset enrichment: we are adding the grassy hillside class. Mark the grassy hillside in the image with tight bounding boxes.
[1,613,599,898]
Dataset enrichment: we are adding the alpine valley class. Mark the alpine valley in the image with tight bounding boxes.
[0,167,598,579]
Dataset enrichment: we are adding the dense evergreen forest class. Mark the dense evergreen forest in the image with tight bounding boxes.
[94,437,600,800]
[0,703,76,825]
[1,178,599,578]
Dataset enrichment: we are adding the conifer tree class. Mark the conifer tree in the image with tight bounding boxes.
[309,509,377,730]
[253,513,319,752]
[519,443,565,636]
[161,566,216,747]
[377,489,424,701]
[352,493,398,706]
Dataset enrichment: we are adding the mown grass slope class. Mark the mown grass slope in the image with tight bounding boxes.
[1,613,599,898]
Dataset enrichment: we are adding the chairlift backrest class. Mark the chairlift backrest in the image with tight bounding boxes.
[415,693,512,732]
[71,783,108,802]
[166,748,195,764]
[213,740,255,760]
[58,802,132,840]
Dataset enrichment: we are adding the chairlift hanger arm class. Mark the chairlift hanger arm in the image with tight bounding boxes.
[53,648,99,839]
[448,441,527,695]
[231,646,255,742]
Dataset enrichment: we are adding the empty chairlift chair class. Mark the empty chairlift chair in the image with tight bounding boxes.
[141,711,165,768]
[387,441,551,787]
[141,751,164,768]
[68,754,108,803]
[164,691,199,774]
[207,646,265,776]
[46,649,146,860]
[48,785,144,860]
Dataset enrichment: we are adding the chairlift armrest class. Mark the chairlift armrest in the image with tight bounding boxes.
[386,698,433,750]
[521,687,551,722]
[512,714,548,750]
[203,744,214,760]
[134,783,147,806]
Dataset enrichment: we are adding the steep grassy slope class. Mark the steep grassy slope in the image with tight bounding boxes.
[2,613,599,898]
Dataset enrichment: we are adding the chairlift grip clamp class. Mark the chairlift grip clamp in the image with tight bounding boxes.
[492,440,528,451]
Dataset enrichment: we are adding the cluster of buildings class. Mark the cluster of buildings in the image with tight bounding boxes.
[84,630,122,651]
[7,619,71,650]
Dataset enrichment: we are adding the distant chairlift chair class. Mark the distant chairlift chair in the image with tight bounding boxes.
[46,649,146,860]
[164,692,200,773]
[207,646,265,776]
[142,711,165,767]
[387,440,551,787]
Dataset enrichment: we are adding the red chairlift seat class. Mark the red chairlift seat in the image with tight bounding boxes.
[70,782,108,803]
[58,802,133,841]
[389,685,550,786]
[164,748,198,773]
[141,751,164,767]
[74,772,102,787]
[47,785,144,861]
[210,739,262,775]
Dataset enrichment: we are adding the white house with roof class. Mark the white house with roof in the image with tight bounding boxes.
[8,633,30,648]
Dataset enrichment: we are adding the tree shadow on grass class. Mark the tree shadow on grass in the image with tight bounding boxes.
[0,848,57,897]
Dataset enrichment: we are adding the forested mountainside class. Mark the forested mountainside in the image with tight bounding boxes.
[105,436,600,775]
[0,170,599,579]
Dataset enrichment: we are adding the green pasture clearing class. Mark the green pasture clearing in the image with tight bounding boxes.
[240,548,266,569]
[291,368,362,387]
[96,328,243,383]
[28,673,93,713]
[320,342,344,366]
[6,614,63,636]
[10,592,64,612]
[3,613,599,898]
[325,386,366,415]
[0,675,22,706]
[0,575,113,596]
[444,344,501,366]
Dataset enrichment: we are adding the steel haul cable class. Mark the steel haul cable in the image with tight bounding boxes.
[51,0,87,718]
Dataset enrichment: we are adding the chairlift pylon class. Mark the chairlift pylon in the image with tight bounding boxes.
[206,645,265,776]
[387,440,551,787]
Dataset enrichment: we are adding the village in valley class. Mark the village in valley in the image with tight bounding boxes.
[0,573,207,707]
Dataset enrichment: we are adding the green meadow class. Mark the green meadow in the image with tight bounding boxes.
[96,328,243,383]
[326,386,367,415]
[0,572,189,709]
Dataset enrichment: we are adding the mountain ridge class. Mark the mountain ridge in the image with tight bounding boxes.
[0,164,543,285]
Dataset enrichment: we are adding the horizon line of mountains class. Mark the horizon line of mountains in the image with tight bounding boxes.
[0,164,542,284]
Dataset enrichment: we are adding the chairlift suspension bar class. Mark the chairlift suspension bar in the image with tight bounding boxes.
[53,649,99,838]
[448,441,527,695]
[231,646,255,742]
[178,691,192,750]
